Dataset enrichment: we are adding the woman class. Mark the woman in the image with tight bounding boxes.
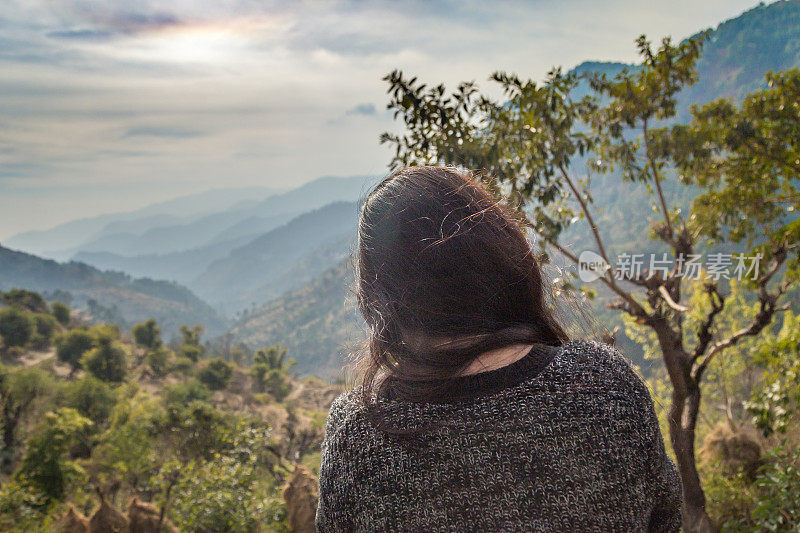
[316,166,682,532]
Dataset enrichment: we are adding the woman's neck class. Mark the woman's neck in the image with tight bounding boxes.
[460,343,534,376]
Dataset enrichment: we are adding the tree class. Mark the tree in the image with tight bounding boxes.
[250,344,295,400]
[132,319,162,350]
[15,408,91,500]
[179,324,205,362]
[0,308,33,350]
[381,37,798,531]
[56,330,95,375]
[51,302,70,326]
[198,358,233,391]
[0,367,51,464]
[82,333,127,383]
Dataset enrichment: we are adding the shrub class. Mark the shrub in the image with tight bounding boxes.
[132,319,161,350]
[51,302,70,326]
[171,356,195,376]
[82,334,127,383]
[59,376,116,425]
[56,330,95,374]
[198,358,233,391]
[163,379,210,406]
[0,307,33,349]
[180,344,202,363]
[29,313,57,349]
[145,348,170,377]
[1,290,47,313]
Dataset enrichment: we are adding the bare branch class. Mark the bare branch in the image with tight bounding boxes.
[659,285,690,312]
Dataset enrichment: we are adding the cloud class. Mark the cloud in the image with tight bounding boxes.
[345,103,377,116]
[47,29,113,41]
[123,127,203,139]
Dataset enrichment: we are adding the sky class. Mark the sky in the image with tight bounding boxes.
[0,0,761,239]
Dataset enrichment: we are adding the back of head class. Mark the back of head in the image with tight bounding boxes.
[356,165,567,402]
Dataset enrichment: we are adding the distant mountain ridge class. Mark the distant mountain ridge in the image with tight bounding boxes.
[6,186,284,258]
[0,244,227,335]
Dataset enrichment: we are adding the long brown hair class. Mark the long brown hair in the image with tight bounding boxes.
[356,166,568,406]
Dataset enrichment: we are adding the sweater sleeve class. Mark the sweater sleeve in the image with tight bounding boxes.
[315,392,357,533]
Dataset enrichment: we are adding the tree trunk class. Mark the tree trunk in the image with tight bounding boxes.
[668,380,717,532]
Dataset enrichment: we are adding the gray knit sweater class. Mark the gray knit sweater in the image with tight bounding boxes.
[316,340,682,532]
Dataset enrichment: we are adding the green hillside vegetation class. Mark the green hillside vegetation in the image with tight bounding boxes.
[0,245,226,335]
[231,260,363,378]
[0,289,338,532]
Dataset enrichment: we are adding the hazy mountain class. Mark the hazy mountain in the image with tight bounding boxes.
[0,244,227,335]
[71,176,375,284]
[6,186,283,259]
[191,201,360,314]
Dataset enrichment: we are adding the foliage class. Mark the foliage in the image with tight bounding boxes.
[744,311,800,437]
[0,307,33,349]
[198,357,233,391]
[15,408,91,501]
[0,366,52,460]
[251,344,295,400]
[1,290,48,313]
[59,376,116,425]
[132,318,162,350]
[145,347,170,377]
[29,313,57,350]
[55,329,95,373]
[81,333,127,383]
[50,301,70,326]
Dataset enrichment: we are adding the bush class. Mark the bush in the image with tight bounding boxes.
[81,335,127,383]
[55,330,95,373]
[163,379,210,406]
[0,307,33,349]
[132,319,161,350]
[198,358,233,391]
[145,348,170,377]
[59,376,116,425]
[29,313,57,349]
[171,356,195,376]
[180,344,202,362]
[50,302,70,326]
[1,290,47,313]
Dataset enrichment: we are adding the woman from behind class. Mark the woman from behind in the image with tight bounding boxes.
[316,166,682,532]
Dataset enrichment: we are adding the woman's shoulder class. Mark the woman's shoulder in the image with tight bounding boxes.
[555,339,653,404]
[323,386,370,441]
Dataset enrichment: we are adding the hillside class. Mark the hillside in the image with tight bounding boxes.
[230,260,363,378]
[0,245,226,335]
[0,289,338,532]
